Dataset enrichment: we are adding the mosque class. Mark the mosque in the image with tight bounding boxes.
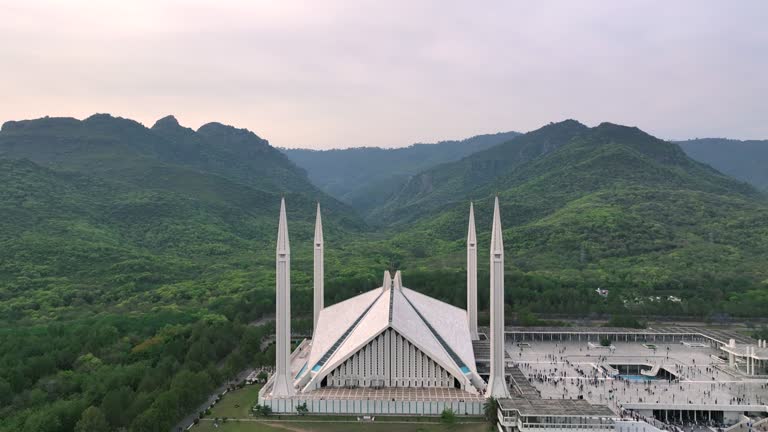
[258,198,511,414]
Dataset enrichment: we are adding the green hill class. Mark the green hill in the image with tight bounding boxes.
[370,120,588,225]
[0,115,370,322]
[282,131,520,213]
[0,114,360,216]
[0,157,356,322]
[383,122,768,317]
[678,138,768,190]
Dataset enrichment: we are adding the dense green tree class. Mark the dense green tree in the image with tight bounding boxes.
[74,406,109,432]
[101,386,134,428]
[0,378,11,406]
[483,397,497,423]
[23,408,62,432]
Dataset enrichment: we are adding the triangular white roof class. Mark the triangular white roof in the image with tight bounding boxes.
[297,271,482,392]
[319,287,391,373]
[401,287,477,373]
[304,287,383,371]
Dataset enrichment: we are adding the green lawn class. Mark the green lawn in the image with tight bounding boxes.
[193,420,492,432]
[193,422,280,432]
[209,385,263,419]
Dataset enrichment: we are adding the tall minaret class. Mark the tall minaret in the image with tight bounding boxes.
[486,196,509,398]
[467,202,479,340]
[313,202,324,334]
[272,198,294,396]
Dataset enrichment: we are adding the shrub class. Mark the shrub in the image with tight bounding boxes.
[441,408,456,424]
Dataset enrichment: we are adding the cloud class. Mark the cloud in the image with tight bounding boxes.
[1,0,766,148]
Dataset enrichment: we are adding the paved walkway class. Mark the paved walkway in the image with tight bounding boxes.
[509,341,768,415]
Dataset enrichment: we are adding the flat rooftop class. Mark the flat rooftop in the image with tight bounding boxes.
[507,339,768,414]
[499,397,616,417]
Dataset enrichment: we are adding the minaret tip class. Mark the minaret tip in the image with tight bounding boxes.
[467,201,477,245]
[491,196,503,254]
[277,198,290,253]
[314,202,323,245]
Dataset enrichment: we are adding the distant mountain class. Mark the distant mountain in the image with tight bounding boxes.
[370,120,587,225]
[381,120,760,227]
[678,138,768,190]
[0,114,363,227]
[282,131,520,213]
[381,121,768,316]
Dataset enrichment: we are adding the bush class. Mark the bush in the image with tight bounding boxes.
[297,402,309,415]
[441,408,456,424]
[752,326,768,340]
[253,404,272,417]
[605,315,646,329]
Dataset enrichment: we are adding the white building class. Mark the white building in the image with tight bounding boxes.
[258,199,505,415]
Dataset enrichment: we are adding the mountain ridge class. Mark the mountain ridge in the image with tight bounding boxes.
[0,113,363,228]
[282,130,521,213]
[370,120,590,224]
[678,137,768,190]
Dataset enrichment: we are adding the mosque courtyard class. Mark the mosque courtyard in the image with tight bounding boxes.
[508,340,768,416]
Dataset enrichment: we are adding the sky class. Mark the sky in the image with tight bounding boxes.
[1,1,767,149]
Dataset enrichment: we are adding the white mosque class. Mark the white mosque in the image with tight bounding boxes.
[258,198,510,414]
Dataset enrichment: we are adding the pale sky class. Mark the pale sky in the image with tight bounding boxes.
[1,0,767,149]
